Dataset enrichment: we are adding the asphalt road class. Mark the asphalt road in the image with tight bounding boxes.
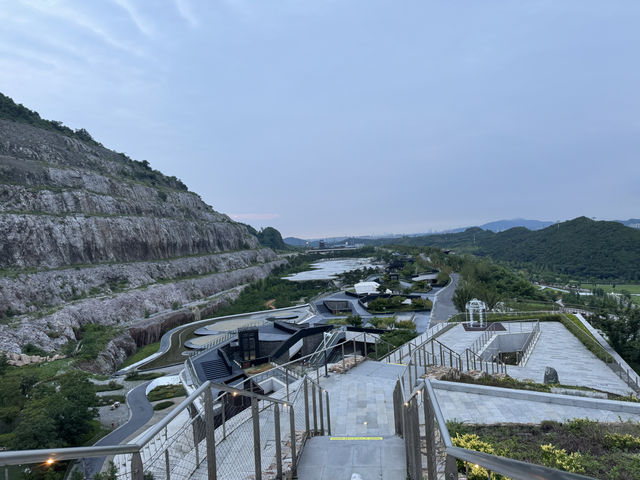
[429,273,460,324]
[82,381,153,478]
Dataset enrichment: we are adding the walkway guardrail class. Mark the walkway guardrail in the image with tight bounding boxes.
[0,373,330,480]
[469,321,503,355]
[464,348,507,375]
[381,321,456,364]
[393,377,596,479]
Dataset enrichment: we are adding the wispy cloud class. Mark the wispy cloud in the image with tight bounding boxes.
[174,0,198,28]
[21,0,144,56]
[112,0,153,37]
[229,213,280,221]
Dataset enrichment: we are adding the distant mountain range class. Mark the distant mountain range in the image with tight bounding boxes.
[286,217,640,280]
[383,217,640,281]
[285,218,640,247]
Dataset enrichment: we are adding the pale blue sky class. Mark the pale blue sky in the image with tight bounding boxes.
[1,1,639,238]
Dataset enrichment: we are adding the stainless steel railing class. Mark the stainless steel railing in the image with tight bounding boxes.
[0,373,330,480]
[393,377,597,480]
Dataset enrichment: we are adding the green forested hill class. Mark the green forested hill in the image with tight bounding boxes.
[0,92,99,144]
[386,217,640,281]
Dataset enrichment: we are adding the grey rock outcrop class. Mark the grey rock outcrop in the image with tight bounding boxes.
[0,116,286,364]
[544,366,559,384]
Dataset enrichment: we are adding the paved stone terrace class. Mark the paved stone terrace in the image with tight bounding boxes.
[297,436,406,480]
[437,321,631,395]
[296,361,408,479]
[318,360,407,436]
[507,322,631,395]
[434,386,640,424]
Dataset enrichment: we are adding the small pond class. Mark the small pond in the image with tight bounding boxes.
[284,258,377,281]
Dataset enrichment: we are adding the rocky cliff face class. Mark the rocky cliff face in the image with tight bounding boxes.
[0,116,284,362]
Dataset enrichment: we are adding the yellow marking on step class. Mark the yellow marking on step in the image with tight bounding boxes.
[329,437,383,441]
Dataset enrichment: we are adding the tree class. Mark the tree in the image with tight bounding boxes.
[0,353,8,375]
[94,462,118,480]
[10,400,59,449]
[346,315,363,327]
[452,282,476,312]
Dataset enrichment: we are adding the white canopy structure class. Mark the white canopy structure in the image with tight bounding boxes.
[354,281,381,295]
[465,298,487,327]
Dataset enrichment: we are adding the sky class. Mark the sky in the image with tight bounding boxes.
[1,0,639,238]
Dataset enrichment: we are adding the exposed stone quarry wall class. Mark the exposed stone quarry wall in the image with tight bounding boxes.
[0,117,285,362]
[0,248,277,315]
[0,259,285,355]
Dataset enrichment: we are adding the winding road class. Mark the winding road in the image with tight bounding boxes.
[82,381,153,479]
[429,272,460,324]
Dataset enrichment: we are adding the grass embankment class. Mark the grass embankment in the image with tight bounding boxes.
[95,380,123,392]
[450,373,637,402]
[147,384,186,402]
[125,371,166,381]
[120,341,160,368]
[579,283,640,295]
[448,418,640,479]
[153,401,174,411]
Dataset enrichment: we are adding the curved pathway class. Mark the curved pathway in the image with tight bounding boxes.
[429,273,460,324]
[83,381,153,478]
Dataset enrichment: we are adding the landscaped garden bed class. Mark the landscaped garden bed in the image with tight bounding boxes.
[447,418,640,479]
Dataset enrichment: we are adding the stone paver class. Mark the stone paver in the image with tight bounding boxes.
[507,322,631,395]
[436,324,486,354]
[295,361,408,479]
[434,387,640,424]
[319,361,407,436]
[296,436,406,480]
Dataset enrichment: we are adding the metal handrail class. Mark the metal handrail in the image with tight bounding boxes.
[0,380,212,467]
[469,321,502,354]
[419,380,595,480]
[464,348,507,375]
[380,321,455,364]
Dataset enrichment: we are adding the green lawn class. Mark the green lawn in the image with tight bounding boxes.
[580,283,640,294]
[120,341,160,368]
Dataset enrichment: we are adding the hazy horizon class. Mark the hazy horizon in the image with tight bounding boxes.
[2,1,638,238]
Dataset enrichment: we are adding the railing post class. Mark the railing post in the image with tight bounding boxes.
[285,369,290,401]
[408,359,413,388]
[289,405,297,468]
[342,343,346,371]
[364,333,368,358]
[318,387,325,435]
[393,380,403,436]
[131,451,143,480]
[413,352,418,383]
[312,383,318,433]
[303,378,310,436]
[375,339,379,360]
[324,349,328,378]
[165,449,171,480]
[204,388,217,480]
[274,404,283,480]
[445,454,458,479]
[423,385,437,480]
[353,339,357,364]
[325,390,331,435]
[252,397,262,480]
[221,395,227,439]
